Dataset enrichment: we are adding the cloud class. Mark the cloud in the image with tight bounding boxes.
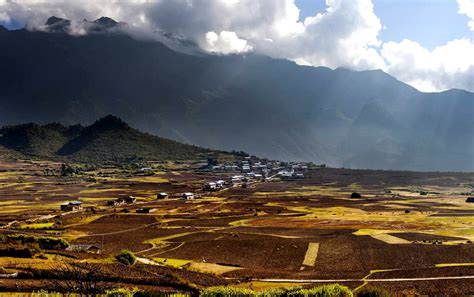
[0,0,383,61]
[382,39,474,92]
[140,0,385,70]
[458,0,474,30]
[204,31,252,54]
[258,0,385,70]
[0,0,472,92]
[0,0,147,30]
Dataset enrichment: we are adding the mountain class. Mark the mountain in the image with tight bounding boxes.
[0,17,473,171]
[0,115,221,163]
[43,15,125,34]
[44,16,72,33]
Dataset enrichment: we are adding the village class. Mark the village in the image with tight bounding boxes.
[59,157,313,214]
[201,157,309,189]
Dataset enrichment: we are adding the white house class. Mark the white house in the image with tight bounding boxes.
[205,182,217,190]
[60,201,83,212]
[182,192,194,200]
[157,192,168,199]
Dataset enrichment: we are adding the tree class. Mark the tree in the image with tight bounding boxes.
[115,250,136,265]
[60,163,76,176]
[351,192,362,199]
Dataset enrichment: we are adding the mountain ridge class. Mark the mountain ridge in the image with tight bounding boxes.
[0,18,472,171]
[0,115,229,163]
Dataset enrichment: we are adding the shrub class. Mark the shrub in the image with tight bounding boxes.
[355,286,390,297]
[106,288,190,297]
[106,287,141,297]
[31,290,62,297]
[201,286,255,297]
[350,192,362,199]
[115,250,136,265]
[36,237,69,250]
[286,284,353,297]
[6,235,69,250]
[60,163,79,176]
[0,246,37,258]
[201,285,353,297]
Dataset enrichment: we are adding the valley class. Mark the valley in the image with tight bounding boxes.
[0,156,472,295]
[1,3,473,296]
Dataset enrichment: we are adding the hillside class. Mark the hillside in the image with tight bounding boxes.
[0,115,218,163]
[0,17,473,171]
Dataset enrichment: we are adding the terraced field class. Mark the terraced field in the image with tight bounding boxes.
[0,159,473,295]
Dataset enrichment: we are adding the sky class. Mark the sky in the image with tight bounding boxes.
[296,0,473,49]
[0,0,473,92]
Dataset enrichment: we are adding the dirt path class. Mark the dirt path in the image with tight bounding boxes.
[148,242,186,256]
[25,213,58,223]
[0,209,81,230]
[0,220,18,229]
[136,257,162,266]
[301,242,319,267]
[249,275,474,283]
[81,222,162,237]
[0,221,161,237]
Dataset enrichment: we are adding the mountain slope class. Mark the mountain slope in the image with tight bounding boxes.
[0,18,473,171]
[0,115,218,163]
[0,123,74,158]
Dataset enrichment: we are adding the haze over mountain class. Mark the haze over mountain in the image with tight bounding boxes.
[0,17,473,171]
